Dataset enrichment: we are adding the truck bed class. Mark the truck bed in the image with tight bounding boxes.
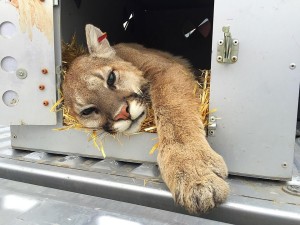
[0,125,299,225]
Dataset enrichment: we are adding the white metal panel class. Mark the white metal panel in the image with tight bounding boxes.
[0,0,56,125]
[209,0,300,179]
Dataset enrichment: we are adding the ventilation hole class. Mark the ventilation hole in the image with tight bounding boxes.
[0,21,17,38]
[1,56,18,73]
[2,90,19,107]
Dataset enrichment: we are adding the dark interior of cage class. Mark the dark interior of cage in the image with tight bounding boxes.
[61,0,214,70]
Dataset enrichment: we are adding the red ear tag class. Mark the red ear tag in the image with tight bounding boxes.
[98,32,107,43]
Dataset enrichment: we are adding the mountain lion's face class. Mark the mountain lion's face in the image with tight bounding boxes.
[63,55,148,134]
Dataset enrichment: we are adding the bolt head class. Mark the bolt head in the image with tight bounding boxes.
[16,69,28,79]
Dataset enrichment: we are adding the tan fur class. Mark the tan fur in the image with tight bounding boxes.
[63,25,229,214]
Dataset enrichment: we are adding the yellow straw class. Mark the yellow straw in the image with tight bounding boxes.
[149,143,159,155]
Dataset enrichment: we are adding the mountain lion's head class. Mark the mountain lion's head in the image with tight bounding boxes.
[63,25,148,135]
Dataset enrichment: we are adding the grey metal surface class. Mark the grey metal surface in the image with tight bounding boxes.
[0,178,228,225]
[1,126,300,225]
[10,123,158,162]
[0,0,57,125]
[209,0,300,179]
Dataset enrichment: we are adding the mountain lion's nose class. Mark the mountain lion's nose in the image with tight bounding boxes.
[114,104,130,121]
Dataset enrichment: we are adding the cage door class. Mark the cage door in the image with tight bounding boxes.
[209,0,300,179]
[0,0,57,125]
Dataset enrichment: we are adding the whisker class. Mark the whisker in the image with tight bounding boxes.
[137,87,144,96]
[133,87,144,97]
[96,130,106,138]
[114,133,123,146]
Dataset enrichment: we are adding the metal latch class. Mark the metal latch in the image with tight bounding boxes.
[217,26,239,63]
[208,116,218,136]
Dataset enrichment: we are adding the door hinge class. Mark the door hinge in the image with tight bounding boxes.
[217,26,239,64]
[53,0,59,6]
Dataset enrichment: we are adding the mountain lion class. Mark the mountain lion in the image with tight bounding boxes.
[62,24,229,214]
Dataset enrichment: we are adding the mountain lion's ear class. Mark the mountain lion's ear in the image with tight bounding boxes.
[85,24,115,58]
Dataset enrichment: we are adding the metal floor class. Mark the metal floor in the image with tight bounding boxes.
[0,178,227,225]
[0,125,300,225]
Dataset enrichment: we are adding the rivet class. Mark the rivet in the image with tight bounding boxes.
[218,40,223,45]
[42,68,48,74]
[289,63,296,70]
[217,56,223,62]
[43,100,49,106]
[233,39,239,45]
[231,56,238,62]
[282,162,288,168]
[39,85,45,90]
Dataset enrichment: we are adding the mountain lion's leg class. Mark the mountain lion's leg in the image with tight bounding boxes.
[149,65,229,214]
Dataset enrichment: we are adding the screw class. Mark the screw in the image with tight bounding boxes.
[282,162,288,168]
[218,40,223,45]
[210,116,216,122]
[12,134,17,139]
[208,130,215,136]
[39,85,45,90]
[16,69,28,79]
[233,39,239,45]
[43,100,49,106]
[42,68,48,74]
[231,56,238,62]
[217,56,223,62]
[289,63,296,70]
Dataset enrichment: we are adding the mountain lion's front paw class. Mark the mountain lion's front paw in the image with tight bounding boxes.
[174,169,229,214]
[158,144,229,214]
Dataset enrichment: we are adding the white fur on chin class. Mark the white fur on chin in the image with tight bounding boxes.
[123,110,147,135]
[129,100,146,120]
[113,120,131,133]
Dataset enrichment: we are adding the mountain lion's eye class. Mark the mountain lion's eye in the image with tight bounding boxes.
[107,71,116,87]
[80,107,98,116]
